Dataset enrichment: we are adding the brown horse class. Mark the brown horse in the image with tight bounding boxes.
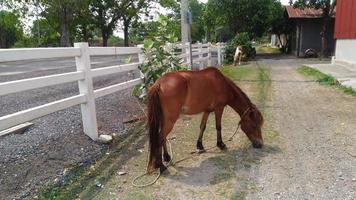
[146,67,264,173]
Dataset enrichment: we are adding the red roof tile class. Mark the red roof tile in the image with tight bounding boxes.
[286,5,324,18]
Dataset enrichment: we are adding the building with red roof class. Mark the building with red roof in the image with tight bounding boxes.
[333,0,356,65]
[285,5,335,57]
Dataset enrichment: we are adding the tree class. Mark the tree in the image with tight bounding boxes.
[270,0,293,53]
[122,0,148,46]
[129,21,159,42]
[38,0,81,47]
[3,0,91,47]
[189,0,205,42]
[31,18,59,46]
[293,0,336,57]
[73,1,96,43]
[90,0,131,46]
[0,10,23,48]
[206,0,281,39]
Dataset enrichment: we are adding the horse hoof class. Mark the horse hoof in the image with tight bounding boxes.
[217,142,227,150]
[163,154,171,162]
[196,149,206,154]
[159,165,167,173]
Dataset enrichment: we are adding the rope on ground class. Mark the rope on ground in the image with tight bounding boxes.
[132,137,174,187]
[132,125,241,187]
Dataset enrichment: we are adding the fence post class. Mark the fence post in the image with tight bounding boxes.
[217,43,222,66]
[198,42,203,70]
[207,42,212,66]
[185,42,193,70]
[74,42,99,141]
[137,44,145,79]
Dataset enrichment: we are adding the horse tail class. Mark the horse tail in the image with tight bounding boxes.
[146,83,163,173]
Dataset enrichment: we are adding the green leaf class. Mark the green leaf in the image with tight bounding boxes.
[143,39,154,49]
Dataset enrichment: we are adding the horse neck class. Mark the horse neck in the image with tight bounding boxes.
[226,79,252,116]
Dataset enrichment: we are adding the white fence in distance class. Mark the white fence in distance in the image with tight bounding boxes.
[0,42,225,141]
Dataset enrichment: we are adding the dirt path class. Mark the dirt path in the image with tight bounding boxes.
[248,58,356,200]
[44,58,355,200]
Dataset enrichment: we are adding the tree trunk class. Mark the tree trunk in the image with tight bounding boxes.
[206,28,211,42]
[83,26,89,42]
[123,17,130,47]
[59,7,71,47]
[102,30,109,47]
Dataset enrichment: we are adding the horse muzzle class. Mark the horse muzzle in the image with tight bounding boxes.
[252,139,263,148]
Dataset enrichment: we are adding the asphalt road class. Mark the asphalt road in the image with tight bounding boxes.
[0,55,138,80]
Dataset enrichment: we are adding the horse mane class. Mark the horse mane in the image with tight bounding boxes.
[223,75,264,125]
[223,76,252,106]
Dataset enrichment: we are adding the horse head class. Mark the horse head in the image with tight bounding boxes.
[240,104,264,148]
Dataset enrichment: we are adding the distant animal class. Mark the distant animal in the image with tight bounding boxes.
[234,46,243,66]
[146,67,264,173]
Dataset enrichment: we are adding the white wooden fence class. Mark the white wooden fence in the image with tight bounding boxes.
[0,42,225,141]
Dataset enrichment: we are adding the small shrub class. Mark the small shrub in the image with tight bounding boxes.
[134,15,185,99]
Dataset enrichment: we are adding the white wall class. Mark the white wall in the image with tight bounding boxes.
[335,39,356,65]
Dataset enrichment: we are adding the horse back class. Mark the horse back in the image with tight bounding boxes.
[156,68,233,115]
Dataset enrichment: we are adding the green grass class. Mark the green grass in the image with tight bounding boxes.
[220,64,255,81]
[255,45,281,54]
[298,66,356,96]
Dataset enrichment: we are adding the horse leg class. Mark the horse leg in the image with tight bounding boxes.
[161,118,177,166]
[197,112,210,153]
[163,142,171,162]
[238,53,242,65]
[215,107,226,150]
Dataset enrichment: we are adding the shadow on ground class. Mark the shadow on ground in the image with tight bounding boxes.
[164,144,281,187]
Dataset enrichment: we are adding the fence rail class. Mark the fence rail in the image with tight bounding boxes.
[0,42,225,140]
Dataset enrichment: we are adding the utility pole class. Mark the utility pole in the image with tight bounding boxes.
[180,0,191,43]
[36,1,40,47]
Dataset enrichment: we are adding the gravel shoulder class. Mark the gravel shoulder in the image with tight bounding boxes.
[0,56,142,200]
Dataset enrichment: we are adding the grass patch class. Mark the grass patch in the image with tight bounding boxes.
[220,64,255,81]
[256,46,281,55]
[298,66,356,96]
[125,191,156,200]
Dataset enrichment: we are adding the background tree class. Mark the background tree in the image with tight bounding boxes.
[122,0,148,46]
[73,0,95,43]
[0,10,23,48]
[293,0,336,57]
[270,0,293,53]
[189,0,205,42]
[129,21,159,43]
[38,0,84,47]
[206,0,282,40]
[31,18,59,47]
[90,0,131,46]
